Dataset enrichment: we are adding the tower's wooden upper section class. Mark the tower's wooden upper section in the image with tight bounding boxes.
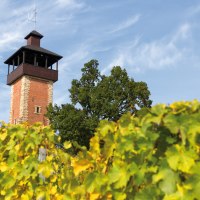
[4,30,62,85]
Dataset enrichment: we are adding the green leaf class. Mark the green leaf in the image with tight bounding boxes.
[154,168,177,194]
[108,163,130,189]
[166,145,196,173]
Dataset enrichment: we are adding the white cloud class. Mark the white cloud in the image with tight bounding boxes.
[104,23,193,74]
[172,23,191,42]
[59,44,89,72]
[0,0,87,54]
[101,37,140,74]
[109,15,140,33]
[0,32,21,52]
[133,41,182,70]
[1,1,199,122]
[0,2,35,53]
[0,0,89,121]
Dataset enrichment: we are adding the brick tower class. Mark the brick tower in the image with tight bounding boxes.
[4,30,62,125]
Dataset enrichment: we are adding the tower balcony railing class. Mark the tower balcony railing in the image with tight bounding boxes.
[7,63,58,85]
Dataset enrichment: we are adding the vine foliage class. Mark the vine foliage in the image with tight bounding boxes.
[1,100,200,199]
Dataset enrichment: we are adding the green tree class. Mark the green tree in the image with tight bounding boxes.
[46,59,152,148]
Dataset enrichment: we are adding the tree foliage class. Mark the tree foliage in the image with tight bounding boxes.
[47,59,152,147]
[1,100,200,199]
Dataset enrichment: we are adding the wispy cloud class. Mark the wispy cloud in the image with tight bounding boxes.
[0,0,88,121]
[101,37,140,74]
[0,0,88,54]
[109,15,140,33]
[0,2,34,53]
[1,1,200,122]
[172,23,191,42]
[0,32,22,52]
[104,23,193,74]
[53,42,91,105]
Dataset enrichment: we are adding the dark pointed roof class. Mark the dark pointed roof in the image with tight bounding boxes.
[4,30,62,65]
[23,45,62,58]
[4,45,62,65]
[24,30,43,39]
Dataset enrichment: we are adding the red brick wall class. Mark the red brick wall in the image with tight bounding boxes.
[11,78,22,124]
[10,76,51,125]
[27,36,40,46]
[27,77,50,125]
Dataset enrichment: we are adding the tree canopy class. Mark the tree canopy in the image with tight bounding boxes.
[46,59,152,148]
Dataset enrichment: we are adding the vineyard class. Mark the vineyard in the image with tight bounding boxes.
[1,100,200,199]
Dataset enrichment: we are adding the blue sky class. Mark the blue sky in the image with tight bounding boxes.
[0,0,200,122]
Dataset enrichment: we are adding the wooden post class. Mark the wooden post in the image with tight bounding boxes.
[45,57,48,68]
[12,60,15,71]
[34,54,37,66]
[38,147,46,181]
[23,51,25,63]
[18,56,20,66]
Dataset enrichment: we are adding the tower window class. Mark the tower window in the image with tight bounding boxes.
[34,106,41,114]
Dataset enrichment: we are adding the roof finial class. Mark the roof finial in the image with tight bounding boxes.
[28,0,37,30]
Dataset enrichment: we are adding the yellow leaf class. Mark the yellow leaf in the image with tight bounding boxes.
[50,174,57,183]
[19,180,25,186]
[106,193,112,200]
[90,193,100,200]
[54,163,59,171]
[0,162,8,172]
[36,191,45,200]
[64,141,72,149]
[21,194,29,200]
[27,190,33,198]
[14,144,20,151]
[90,136,100,158]
[46,155,53,162]
[50,185,57,195]
[38,163,53,178]
[55,194,64,199]
[1,190,6,195]
[164,194,180,200]
[72,159,92,176]
[0,131,7,141]
[177,184,184,196]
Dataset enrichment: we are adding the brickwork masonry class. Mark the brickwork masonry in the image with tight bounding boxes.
[19,76,30,122]
[10,76,53,125]
[47,81,53,125]
[9,85,14,123]
[48,81,53,105]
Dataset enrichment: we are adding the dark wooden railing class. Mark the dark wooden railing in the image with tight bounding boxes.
[7,63,58,85]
